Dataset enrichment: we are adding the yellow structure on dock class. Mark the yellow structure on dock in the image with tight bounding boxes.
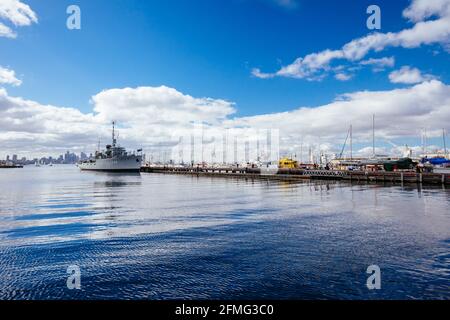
[278,157,298,169]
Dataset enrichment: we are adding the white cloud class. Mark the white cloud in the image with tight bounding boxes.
[0,86,236,157]
[225,80,450,151]
[0,0,37,26]
[1,81,449,158]
[335,73,352,81]
[0,0,37,38]
[91,86,235,126]
[0,66,21,86]
[355,146,389,157]
[0,87,102,157]
[0,22,15,38]
[360,57,395,68]
[5,81,450,158]
[388,66,436,84]
[403,0,450,23]
[253,0,450,80]
[275,49,344,79]
[251,68,274,79]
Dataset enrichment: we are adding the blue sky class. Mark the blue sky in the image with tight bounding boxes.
[0,0,449,158]
[2,0,448,115]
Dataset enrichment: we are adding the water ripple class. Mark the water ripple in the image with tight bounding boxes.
[0,165,449,299]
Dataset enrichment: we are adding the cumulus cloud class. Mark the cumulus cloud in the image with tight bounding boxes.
[275,49,344,80]
[360,56,395,72]
[388,66,436,84]
[3,81,449,159]
[403,0,450,22]
[335,73,353,81]
[0,66,21,86]
[355,146,389,157]
[89,86,237,151]
[0,97,109,157]
[225,80,450,152]
[0,0,37,38]
[0,86,237,157]
[253,0,450,80]
[0,22,15,38]
[92,86,235,126]
[251,68,274,79]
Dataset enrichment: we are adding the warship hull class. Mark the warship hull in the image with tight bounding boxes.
[79,156,142,172]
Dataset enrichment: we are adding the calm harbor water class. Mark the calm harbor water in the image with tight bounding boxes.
[0,165,449,300]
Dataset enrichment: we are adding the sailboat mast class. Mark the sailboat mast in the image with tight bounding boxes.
[424,128,427,156]
[372,114,375,157]
[421,129,424,155]
[350,124,353,160]
[444,128,448,156]
[300,137,303,163]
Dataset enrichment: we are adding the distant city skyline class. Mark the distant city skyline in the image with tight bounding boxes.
[1,151,91,165]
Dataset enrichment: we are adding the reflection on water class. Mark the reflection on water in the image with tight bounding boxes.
[0,165,449,299]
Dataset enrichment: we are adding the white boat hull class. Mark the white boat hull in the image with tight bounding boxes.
[79,156,142,172]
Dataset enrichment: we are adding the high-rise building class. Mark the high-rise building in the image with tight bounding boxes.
[63,151,79,164]
[64,151,70,163]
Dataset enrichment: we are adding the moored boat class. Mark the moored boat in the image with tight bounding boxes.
[78,122,142,172]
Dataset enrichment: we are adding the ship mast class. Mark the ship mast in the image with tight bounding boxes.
[112,121,116,147]
[444,128,447,157]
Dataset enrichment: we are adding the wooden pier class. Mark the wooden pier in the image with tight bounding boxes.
[140,166,449,185]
